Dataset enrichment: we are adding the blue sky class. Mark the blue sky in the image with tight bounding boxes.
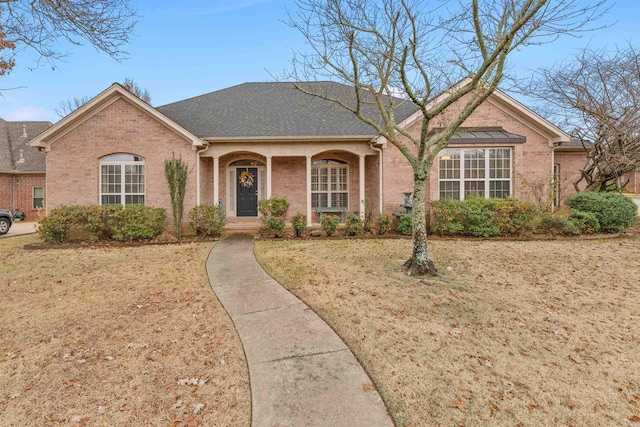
[1,0,638,123]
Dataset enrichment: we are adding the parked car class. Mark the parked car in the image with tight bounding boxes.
[0,209,13,235]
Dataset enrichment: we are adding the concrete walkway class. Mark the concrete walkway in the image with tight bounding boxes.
[0,221,38,238]
[206,234,393,427]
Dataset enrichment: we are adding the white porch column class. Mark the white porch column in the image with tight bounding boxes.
[213,157,220,206]
[266,156,272,199]
[359,155,366,220]
[196,151,201,206]
[306,156,312,226]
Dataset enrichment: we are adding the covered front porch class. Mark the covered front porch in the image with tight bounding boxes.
[197,139,383,226]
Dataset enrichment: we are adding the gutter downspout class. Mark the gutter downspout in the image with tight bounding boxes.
[551,141,559,213]
[369,141,384,214]
[195,142,212,206]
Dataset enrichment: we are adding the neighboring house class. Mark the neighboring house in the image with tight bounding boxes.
[30,81,593,227]
[1,118,52,218]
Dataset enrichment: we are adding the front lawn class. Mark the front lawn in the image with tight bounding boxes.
[255,236,640,426]
[0,235,250,426]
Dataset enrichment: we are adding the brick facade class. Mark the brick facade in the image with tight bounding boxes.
[36,84,597,226]
[45,98,198,221]
[0,173,46,219]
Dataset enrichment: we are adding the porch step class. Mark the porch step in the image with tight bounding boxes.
[223,219,262,234]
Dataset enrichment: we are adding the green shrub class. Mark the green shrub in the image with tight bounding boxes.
[110,206,166,242]
[291,214,307,238]
[321,215,340,236]
[397,214,413,236]
[376,214,392,235]
[345,213,364,236]
[432,197,537,237]
[569,210,600,234]
[258,197,290,220]
[566,192,637,233]
[164,155,189,240]
[534,213,579,236]
[189,205,225,237]
[265,216,286,237]
[39,205,166,243]
[38,214,68,244]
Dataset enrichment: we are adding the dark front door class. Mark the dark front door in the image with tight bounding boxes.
[237,167,258,217]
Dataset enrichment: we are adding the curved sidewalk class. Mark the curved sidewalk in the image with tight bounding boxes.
[206,234,393,427]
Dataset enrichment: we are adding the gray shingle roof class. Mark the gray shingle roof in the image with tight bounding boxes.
[556,138,593,152]
[156,81,419,139]
[0,118,52,173]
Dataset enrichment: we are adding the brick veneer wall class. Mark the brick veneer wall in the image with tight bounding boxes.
[212,151,375,222]
[0,174,12,211]
[382,95,558,214]
[0,173,46,219]
[46,98,198,222]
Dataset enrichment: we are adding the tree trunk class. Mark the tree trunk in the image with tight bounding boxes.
[403,174,439,276]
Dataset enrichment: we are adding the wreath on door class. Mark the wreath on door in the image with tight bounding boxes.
[238,170,255,188]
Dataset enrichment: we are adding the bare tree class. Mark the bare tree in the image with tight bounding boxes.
[0,0,136,74]
[54,95,91,117]
[288,0,608,276]
[123,77,151,104]
[55,78,151,117]
[532,46,640,192]
[0,9,15,76]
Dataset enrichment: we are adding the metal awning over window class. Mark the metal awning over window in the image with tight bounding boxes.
[429,127,526,144]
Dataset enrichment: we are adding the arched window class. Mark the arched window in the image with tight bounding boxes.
[311,158,348,209]
[100,154,146,206]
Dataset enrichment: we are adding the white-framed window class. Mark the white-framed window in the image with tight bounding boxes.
[100,153,145,206]
[32,187,44,209]
[438,148,511,200]
[312,159,348,209]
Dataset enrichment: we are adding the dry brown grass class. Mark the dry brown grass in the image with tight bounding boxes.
[255,236,640,427]
[0,235,250,427]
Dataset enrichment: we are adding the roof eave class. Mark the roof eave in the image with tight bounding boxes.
[203,135,376,143]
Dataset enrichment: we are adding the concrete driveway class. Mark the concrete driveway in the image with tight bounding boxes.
[0,221,39,238]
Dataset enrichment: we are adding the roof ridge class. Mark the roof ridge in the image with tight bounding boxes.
[156,81,349,109]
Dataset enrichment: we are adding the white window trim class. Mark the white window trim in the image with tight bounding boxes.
[99,155,146,206]
[32,186,44,209]
[311,163,349,209]
[438,147,512,200]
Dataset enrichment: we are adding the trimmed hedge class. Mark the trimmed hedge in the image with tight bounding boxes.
[189,205,225,237]
[291,214,307,237]
[321,215,340,236]
[345,213,364,236]
[397,214,413,236]
[258,197,290,219]
[431,198,537,237]
[39,205,166,244]
[565,192,637,233]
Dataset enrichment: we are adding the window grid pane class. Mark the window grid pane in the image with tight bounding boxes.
[312,164,348,209]
[439,148,511,201]
[100,157,144,206]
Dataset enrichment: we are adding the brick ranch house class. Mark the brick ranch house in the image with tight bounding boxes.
[29,81,605,228]
[1,118,52,218]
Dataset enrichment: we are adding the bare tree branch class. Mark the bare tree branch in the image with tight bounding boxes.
[530,45,640,192]
[0,0,136,73]
[286,0,609,276]
[55,77,151,117]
